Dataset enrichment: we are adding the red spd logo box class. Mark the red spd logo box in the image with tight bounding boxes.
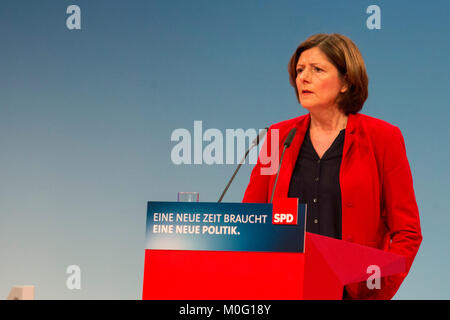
[272,198,298,225]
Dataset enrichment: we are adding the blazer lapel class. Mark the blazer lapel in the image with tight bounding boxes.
[275,114,311,198]
[342,113,357,170]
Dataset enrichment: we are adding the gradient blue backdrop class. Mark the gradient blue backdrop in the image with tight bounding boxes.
[0,0,449,299]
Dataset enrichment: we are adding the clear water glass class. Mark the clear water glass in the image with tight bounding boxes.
[177,192,199,202]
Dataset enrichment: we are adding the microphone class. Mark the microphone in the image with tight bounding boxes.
[270,127,297,203]
[218,128,268,202]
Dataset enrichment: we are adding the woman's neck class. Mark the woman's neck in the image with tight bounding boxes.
[309,107,348,133]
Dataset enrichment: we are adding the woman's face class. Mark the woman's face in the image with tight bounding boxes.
[296,47,347,111]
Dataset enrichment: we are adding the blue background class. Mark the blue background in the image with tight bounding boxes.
[0,0,449,299]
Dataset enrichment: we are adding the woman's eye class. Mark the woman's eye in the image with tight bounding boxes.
[296,67,322,75]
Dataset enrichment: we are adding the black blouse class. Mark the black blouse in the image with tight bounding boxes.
[288,128,345,240]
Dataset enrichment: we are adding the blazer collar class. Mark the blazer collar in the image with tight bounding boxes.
[343,113,357,158]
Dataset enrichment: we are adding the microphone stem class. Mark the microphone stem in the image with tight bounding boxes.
[270,145,288,203]
[218,145,253,203]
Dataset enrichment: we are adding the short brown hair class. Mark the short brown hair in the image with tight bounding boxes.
[288,33,368,114]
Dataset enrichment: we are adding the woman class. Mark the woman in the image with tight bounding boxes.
[243,33,422,300]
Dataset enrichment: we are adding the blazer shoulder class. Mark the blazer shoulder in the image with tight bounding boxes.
[354,114,406,161]
[356,113,400,136]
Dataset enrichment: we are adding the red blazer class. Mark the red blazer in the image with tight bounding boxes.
[243,112,422,300]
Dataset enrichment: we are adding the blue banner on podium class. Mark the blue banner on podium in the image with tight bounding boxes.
[145,200,306,253]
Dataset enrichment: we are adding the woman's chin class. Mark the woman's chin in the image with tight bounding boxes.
[299,102,317,111]
[300,102,338,112]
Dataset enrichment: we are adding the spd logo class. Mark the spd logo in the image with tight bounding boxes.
[272,198,298,225]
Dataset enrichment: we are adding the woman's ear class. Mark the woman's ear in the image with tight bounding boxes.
[340,75,349,93]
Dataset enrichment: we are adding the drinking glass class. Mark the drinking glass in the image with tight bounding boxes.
[177,192,199,202]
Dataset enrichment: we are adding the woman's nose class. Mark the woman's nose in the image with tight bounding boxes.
[298,68,311,82]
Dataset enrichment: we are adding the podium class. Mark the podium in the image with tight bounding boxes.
[142,201,406,300]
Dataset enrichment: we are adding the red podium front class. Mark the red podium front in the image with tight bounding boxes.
[142,232,406,300]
